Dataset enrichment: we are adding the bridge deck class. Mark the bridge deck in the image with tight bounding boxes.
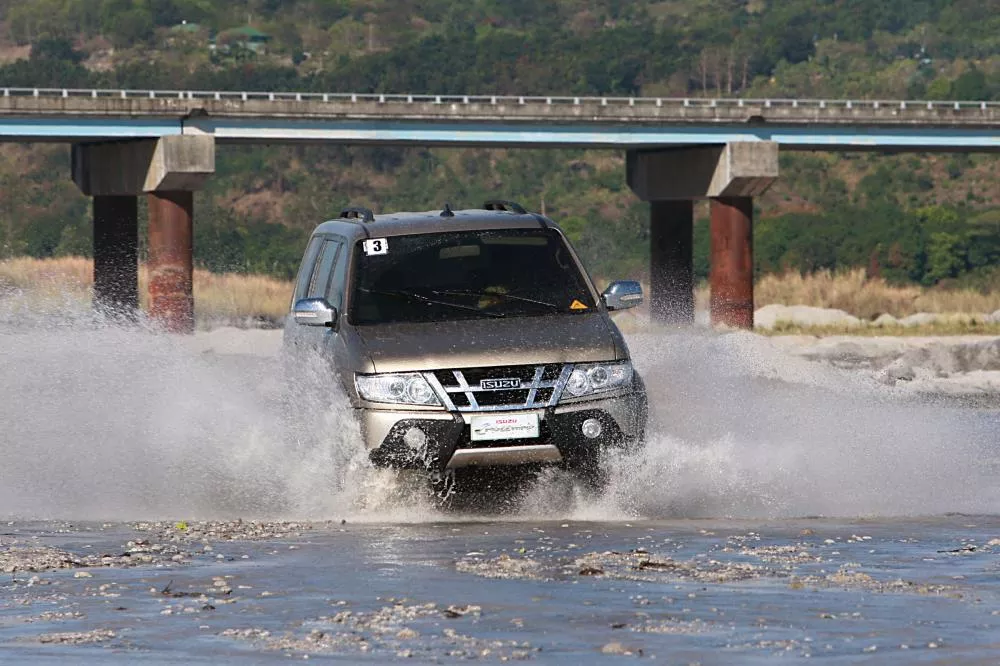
[0,89,996,149]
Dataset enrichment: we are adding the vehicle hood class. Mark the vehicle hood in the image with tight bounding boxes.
[357,313,620,373]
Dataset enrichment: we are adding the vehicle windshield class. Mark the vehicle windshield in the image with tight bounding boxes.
[350,228,596,324]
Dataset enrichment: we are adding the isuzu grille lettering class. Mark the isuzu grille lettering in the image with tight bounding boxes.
[480,378,521,390]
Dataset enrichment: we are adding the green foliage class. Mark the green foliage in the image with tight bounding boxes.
[753,202,1000,288]
[31,37,85,64]
[0,0,998,287]
[193,206,309,277]
[925,231,967,283]
[951,65,989,100]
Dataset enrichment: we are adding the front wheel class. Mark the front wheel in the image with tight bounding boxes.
[563,447,608,494]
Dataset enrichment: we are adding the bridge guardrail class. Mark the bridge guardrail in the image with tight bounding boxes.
[0,88,996,112]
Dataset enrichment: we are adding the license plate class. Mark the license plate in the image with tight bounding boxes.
[470,413,540,442]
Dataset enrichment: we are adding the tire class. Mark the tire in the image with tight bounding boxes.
[566,447,608,494]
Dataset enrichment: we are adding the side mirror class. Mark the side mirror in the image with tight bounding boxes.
[293,297,337,327]
[602,280,643,311]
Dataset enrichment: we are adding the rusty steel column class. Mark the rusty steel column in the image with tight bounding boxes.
[649,200,694,325]
[147,191,194,333]
[709,196,754,329]
[93,195,138,316]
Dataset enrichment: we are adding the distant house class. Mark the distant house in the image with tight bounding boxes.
[170,20,202,35]
[213,26,272,54]
[166,20,205,47]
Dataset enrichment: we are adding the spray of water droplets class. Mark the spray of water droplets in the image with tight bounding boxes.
[1,301,996,521]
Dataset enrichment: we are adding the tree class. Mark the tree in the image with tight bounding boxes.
[925,76,952,100]
[925,231,967,283]
[100,0,155,47]
[951,65,989,100]
[31,37,85,64]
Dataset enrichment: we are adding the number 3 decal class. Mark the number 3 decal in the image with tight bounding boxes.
[363,238,388,256]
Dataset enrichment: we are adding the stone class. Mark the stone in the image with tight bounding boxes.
[899,312,939,327]
[601,642,634,655]
[754,304,862,330]
[872,313,899,327]
[883,359,915,382]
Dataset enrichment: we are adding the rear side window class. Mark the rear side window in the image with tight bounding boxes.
[293,236,324,304]
[326,242,350,311]
[307,239,342,299]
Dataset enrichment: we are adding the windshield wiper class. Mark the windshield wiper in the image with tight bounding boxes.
[360,288,505,318]
[430,289,561,311]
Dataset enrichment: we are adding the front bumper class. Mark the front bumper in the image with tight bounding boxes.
[363,389,646,471]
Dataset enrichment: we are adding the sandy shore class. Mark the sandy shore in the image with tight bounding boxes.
[771,334,1000,396]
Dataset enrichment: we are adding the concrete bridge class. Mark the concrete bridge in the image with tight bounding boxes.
[3,88,999,331]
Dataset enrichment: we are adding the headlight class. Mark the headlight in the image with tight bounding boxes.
[355,373,441,406]
[562,362,633,399]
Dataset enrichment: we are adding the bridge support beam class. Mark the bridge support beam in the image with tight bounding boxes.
[93,195,138,317]
[148,191,194,333]
[649,200,694,324]
[627,142,777,329]
[72,136,215,332]
[710,197,754,329]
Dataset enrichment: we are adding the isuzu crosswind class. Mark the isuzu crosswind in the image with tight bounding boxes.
[284,201,647,493]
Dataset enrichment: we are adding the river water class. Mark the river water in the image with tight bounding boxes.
[1,322,999,661]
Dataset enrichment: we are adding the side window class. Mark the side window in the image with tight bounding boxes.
[325,240,351,311]
[307,239,342,299]
[293,236,324,303]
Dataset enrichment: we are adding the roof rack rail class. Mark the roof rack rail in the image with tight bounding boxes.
[483,199,526,214]
[339,206,374,223]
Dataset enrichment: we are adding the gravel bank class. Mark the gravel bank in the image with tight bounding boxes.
[771,334,1000,395]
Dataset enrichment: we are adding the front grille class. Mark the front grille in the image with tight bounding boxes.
[426,364,571,412]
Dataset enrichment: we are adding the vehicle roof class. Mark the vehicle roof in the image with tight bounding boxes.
[311,209,561,240]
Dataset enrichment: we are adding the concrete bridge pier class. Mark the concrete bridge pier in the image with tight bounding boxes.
[710,196,755,329]
[92,195,138,316]
[72,136,215,332]
[648,200,694,323]
[148,191,195,332]
[627,142,777,329]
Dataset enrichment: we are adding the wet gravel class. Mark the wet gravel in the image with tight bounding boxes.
[3,517,1000,663]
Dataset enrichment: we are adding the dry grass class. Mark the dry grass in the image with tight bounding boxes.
[692,268,1000,320]
[0,256,292,325]
[5,258,1000,333]
[0,255,93,293]
[181,271,291,324]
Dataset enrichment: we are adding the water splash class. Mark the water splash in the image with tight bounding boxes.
[568,330,1000,519]
[1,303,995,521]
[0,308,369,520]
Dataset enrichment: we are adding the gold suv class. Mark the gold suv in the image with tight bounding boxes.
[284,201,647,488]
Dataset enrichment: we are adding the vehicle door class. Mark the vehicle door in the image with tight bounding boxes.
[288,236,345,351]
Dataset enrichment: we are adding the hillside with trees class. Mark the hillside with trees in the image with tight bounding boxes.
[0,0,998,288]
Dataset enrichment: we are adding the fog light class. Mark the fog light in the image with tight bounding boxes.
[403,427,427,451]
[581,418,602,439]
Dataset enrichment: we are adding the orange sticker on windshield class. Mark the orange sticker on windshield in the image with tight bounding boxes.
[570,300,588,310]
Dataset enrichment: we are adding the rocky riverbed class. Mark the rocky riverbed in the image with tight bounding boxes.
[771,333,1000,398]
[4,518,1000,663]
